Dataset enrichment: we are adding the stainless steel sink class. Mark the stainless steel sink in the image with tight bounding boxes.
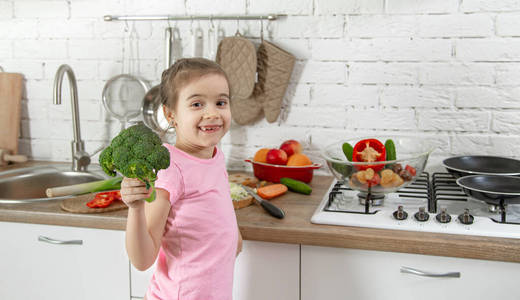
[0,164,107,204]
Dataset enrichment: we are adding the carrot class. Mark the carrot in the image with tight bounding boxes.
[256,184,288,200]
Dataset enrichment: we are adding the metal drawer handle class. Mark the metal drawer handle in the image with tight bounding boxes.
[38,235,83,245]
[400,266,460,278]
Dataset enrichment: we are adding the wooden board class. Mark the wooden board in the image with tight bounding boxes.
[229,173,256,209]
[229,172,258,187]
[60,193,128,214]
[0,73,23,154]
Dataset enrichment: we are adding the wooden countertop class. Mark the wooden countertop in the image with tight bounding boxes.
[1,161,519,263]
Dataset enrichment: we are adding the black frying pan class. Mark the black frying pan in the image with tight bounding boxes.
[456,175,520,205]
[442,155,520,178]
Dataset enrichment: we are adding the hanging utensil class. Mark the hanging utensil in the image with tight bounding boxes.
[207,18,217,60]
[102,22,148,131]
[191,21,204,57]
[142,27,174,134]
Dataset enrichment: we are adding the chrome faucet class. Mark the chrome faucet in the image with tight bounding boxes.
[53,64,90,171]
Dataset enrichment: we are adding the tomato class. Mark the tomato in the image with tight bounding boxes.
[352,139,386,171]
[86,191,121,208]
[405,165,417,176]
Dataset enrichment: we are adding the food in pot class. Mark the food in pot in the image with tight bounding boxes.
[253,148,270,163]
[342,142,354,161]
[384,139,396,161]
[280,139,302,157]
[352,138,386,171]
[287,153,312,166]
[266,148,288,165]
[380,169,404,188]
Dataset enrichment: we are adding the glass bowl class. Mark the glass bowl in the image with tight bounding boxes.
[321,137,434,200]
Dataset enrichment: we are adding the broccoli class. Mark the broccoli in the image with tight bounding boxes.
[99,123,170,202]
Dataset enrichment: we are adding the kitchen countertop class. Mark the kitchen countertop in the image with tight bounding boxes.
[1,161,519,263]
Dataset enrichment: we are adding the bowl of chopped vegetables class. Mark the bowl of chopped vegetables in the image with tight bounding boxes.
[321,137,434,199]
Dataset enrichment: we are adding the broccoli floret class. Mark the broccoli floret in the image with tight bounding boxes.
[98,123,170,202]
[99,147,116,177]
[147,145,170,171]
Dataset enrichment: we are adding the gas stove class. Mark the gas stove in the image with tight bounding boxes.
[311,172,520,239]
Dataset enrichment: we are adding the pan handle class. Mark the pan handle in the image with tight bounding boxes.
[400,266,460,278]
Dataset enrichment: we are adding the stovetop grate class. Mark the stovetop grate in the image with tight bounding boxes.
[325,172,519,224]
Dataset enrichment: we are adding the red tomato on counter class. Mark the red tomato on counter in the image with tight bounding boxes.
[352,139,386,171]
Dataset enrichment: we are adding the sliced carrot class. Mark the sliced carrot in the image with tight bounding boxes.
[256,184,288,200]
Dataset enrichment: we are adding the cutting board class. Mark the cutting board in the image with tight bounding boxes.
[61,193,128,214]
[0,72,24,154]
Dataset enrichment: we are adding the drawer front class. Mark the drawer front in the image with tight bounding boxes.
[302,245,520,300]
[0,222,129,300]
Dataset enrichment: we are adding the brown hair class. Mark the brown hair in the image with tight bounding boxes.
[159,57,230,110]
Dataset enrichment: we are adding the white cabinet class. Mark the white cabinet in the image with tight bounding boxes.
[301,245,520,300]
[130,240,300,300]
[130,261,155,298]
[233,240,299,300]
[0,222,130,300]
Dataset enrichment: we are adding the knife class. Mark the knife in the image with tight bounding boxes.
[242,185,285,219]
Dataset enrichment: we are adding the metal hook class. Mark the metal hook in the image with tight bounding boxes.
[260,17,264,42]
[235,16,240,36]
[210,16,215,29]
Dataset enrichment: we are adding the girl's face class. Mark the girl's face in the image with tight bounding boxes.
[165,73,231,158]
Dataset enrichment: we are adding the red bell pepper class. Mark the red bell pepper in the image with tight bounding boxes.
[86,191,121,208]
[352,139,386,171]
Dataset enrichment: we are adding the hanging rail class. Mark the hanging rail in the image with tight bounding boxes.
[103,14,285,22]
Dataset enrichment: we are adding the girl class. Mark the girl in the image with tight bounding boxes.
[121,58,242,300]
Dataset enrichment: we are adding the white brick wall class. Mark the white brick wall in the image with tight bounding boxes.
[2,0,520,175]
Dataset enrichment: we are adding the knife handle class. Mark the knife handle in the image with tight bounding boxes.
[260,200,285,219]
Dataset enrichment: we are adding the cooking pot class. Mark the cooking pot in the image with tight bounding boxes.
[442,155,520,178]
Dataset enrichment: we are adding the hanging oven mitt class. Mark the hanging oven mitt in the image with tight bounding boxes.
[216,36,262,125]
[255,40,295,123]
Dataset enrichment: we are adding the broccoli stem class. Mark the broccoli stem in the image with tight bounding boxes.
[145,182,156,203]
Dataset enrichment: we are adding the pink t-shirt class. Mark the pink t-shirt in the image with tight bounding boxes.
[146,144,239,300]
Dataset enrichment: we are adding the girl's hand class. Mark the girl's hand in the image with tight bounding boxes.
[120,177,151,209]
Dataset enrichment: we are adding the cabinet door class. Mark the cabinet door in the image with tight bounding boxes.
[0,222,129,300]
[301,245,520,300]
[130,240,300,300]
[233,240,299,300]
[130,261,155,298]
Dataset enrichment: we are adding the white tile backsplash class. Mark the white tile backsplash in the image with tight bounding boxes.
[2,0,520,173]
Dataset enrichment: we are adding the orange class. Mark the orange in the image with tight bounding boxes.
[287,153,312,166]
[253,148,270,163]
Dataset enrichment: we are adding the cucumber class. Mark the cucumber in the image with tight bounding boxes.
[385,139,396,161]
[342,142,354,161]
[280,177,312,195]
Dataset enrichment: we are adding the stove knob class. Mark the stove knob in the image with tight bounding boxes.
[414,206,430,222]
[457,208,474,225]
[435,207,452,223]
[393,205,408,221]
